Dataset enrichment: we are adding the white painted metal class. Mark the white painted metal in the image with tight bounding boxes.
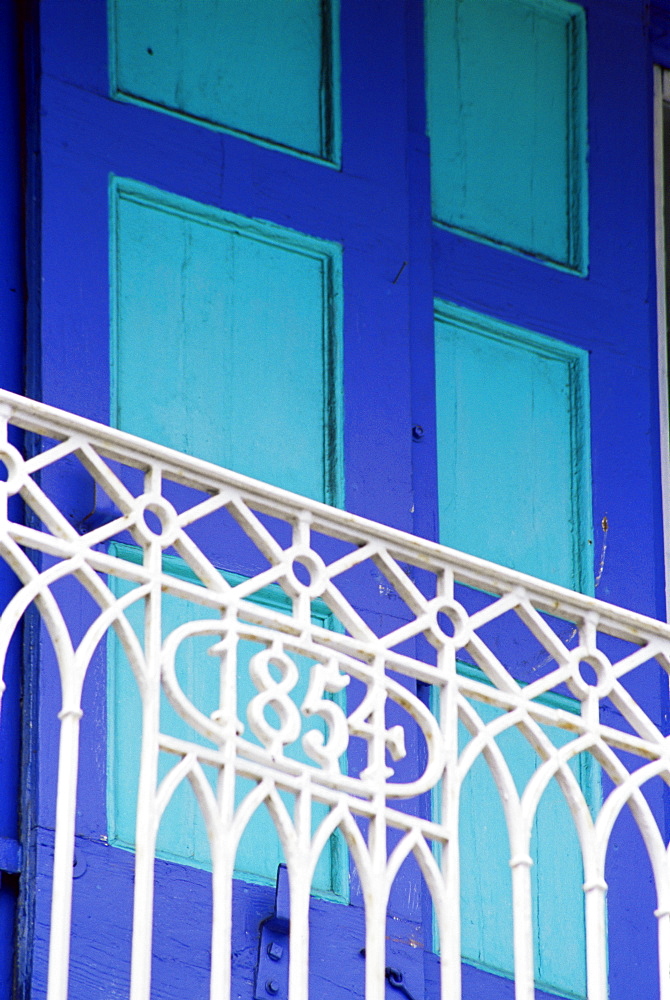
[0,390,669,998]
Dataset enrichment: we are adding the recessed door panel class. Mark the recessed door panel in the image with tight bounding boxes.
[111,179,343,505]
[435,302,592,592]
[425,0,587,270]
[110,0,339,161]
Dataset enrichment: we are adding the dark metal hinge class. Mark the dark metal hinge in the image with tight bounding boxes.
[255,864,290,1000]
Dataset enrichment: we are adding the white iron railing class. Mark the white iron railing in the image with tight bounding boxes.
[0,389,669,999]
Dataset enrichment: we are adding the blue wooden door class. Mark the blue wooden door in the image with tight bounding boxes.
[25,1,669,999]
[418,3,667,998]
[31,2,419,998]
[422,4,595,995]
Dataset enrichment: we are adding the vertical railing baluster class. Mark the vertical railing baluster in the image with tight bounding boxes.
[584,878,608,1000]
[438,832,460,1000]
[510,852,535,1000]
[130,505,163,1000]
[439,686,462,1000]
[360,650,392,1000]
[657,907,670,1000]
[209,628,238,1000]
[364,795,388,1000]
[208,816,234,1000]
[288,780,312,1000]
[436,567,461,1000]
[46,699,83,1000]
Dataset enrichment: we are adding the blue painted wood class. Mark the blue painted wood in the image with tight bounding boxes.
[434,302,593,593]
[0,0,24,991]
[28,1,670,997]
[425,0,588,271]
[0,837,22,876]
[109,0,339,163]
[107,545,347,900]
[111,178,343,505]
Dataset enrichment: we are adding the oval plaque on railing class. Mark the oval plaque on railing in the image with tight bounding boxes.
[161,618,444,799]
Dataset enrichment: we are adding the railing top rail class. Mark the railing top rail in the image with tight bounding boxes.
[0,387,665,649]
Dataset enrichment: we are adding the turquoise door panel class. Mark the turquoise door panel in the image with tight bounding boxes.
[434,302,593,593]
[111,179,342,505]
[109,0,339,162]
[434,302,593,996]
[458,698,594,998]
[425,0,587,270]
[107,546,347,900]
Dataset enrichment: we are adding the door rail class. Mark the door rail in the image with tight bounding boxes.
[0,389,668,999]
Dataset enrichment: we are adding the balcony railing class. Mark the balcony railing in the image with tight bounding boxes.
[0,389,669,1000]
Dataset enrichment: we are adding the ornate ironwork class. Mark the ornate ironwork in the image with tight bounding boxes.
[0,389,668,999]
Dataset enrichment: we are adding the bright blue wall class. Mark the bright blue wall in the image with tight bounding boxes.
[0,0,23,993]
[23,1,670,998]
